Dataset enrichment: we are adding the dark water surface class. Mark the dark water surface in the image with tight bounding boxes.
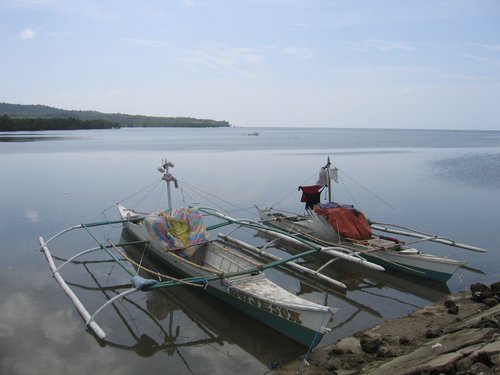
[1,127,499,374]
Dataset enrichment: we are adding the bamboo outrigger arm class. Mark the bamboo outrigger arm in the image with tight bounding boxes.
[218,233,347,289]
[40,218,147,249]
[258,226,385,272]
[85,276,158,329]
[54,240,147,273]
[37,218,152,340]
[39,236,107,339]
[39,233,163,340]
[198,207,385,272]
[370,222,487,253]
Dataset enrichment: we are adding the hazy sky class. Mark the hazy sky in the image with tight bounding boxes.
[1,0,500,129]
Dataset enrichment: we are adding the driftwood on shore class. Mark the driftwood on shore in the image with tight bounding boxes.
[274,282,500,375]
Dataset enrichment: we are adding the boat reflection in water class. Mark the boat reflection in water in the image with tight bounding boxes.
[99,287,225,359]
[252,229,454,344]
[255,230,451,301]
[323,258,452,302]
[101,232,307,365]
[47,224,457,371]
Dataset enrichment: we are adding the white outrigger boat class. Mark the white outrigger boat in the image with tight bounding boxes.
[38,159,351,348]
[116,205,336,348]
[258,157,487,282]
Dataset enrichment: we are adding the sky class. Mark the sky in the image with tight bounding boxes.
[1,0,500,130]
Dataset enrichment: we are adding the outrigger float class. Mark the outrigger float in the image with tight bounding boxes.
[39,159,387,348]
[258,157,487,282]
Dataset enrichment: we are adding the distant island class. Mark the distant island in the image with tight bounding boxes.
[0,102,231,131]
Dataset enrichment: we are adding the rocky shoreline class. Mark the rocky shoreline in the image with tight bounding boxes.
[273,282,500,375]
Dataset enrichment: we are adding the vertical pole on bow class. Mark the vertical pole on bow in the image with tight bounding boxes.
[159,158,177,210]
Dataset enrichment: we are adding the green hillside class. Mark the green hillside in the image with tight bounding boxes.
[0,115,119,131]
[0,102,231,129]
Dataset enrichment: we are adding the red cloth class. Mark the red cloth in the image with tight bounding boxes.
[299,185,322,202]
[314,206,372,240]
[299,185,323,209]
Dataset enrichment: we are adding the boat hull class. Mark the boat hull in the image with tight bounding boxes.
[208,285,328,348]
[119,207,333,347]
[258,208,464,282]
[358,250,463,282]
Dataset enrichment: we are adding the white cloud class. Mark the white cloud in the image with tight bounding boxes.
[474,43,500,52]
[19,27,35,40]
[0,292,33,330]
[123,38,163,48]
[279,47,315,60]
[183,0,200,6]
[462,52,500,66]
[345,39,413,52]
[181,46,265,77]
[24,210,41,222]
[400,86,414,94]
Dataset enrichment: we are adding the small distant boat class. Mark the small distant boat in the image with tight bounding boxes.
[257,157,486,282]
[38,158,337,348]
[247,131,259,136]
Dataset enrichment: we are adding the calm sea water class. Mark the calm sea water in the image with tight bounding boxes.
[1,127,499,374]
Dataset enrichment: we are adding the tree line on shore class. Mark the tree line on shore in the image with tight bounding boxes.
[0,115,119,131]
[0,102,231,130]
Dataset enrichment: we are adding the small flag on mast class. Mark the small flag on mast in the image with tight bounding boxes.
[317,166,338,185]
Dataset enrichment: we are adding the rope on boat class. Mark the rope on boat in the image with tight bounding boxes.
[135,241,148,276]
[202,277,209,290]
[338,173,362,211]
[106,240,204,288]
[339,168,396,210]
[101,178,163,214]
[83,224,134,277]
[295,308,332,375]
[269,171,317,210]
[168,250,225,276]
[179,179,256,216]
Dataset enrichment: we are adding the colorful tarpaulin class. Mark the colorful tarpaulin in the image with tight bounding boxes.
[144,207,209,257]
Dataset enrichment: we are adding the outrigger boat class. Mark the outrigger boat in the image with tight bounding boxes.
[38,159,354,349]
[116,205,336,347]
[258,157,487,282]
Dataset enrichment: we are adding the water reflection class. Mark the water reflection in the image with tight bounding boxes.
[0,135,71,142]
[47,232,306,371]
[65,266,225,359]
[252,230,452,343]
[256,231,451,303]
[118,233,306,364]
[2,128,499,375]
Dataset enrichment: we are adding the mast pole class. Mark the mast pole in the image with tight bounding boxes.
[159,158,176,210]
[326,156,333,203]
[166,174,172,210]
